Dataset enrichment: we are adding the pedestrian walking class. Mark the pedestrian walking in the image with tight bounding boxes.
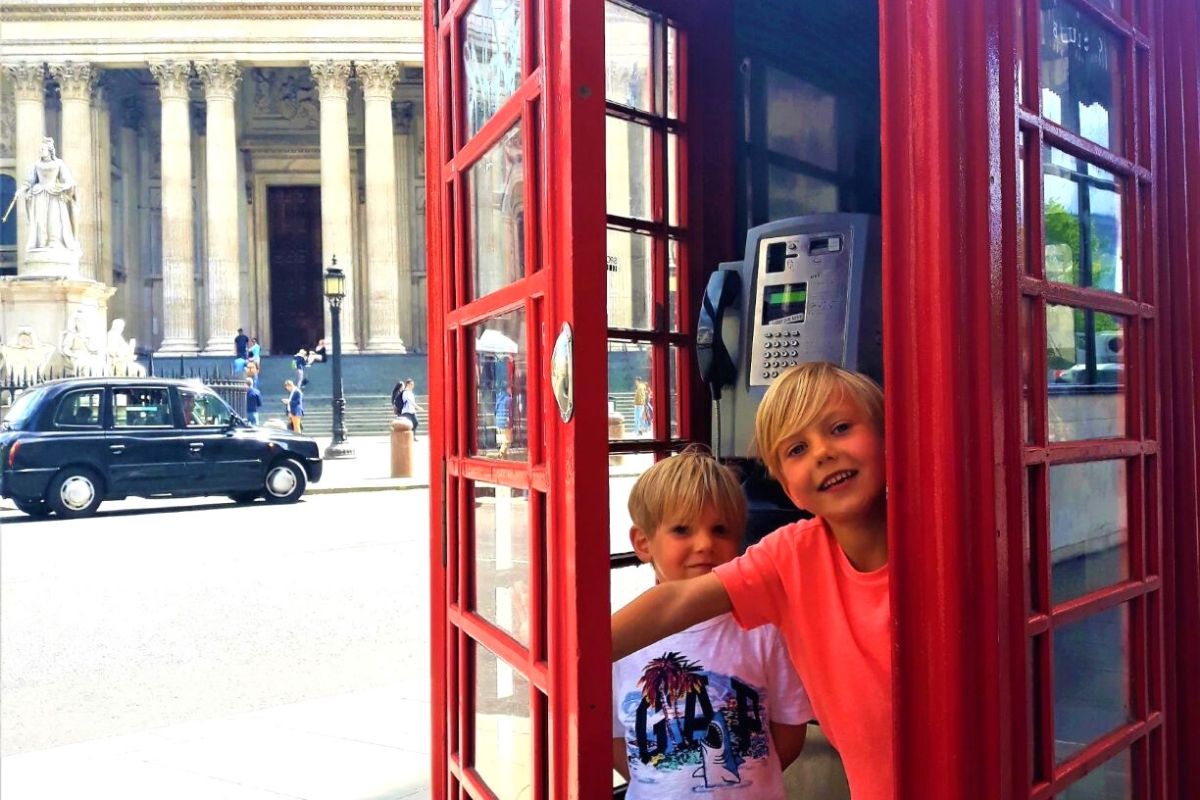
[399,378,421,439]
[234,328,249,359]
[632,376,649,436]
[245,377,262,425]
[282,379,304,433]
[294,349,309,386]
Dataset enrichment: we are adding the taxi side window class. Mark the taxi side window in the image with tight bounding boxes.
[54,390,104,428]
[113,388,174,427]
[179,390,231,427]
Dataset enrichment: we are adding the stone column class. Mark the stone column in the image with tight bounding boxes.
[94,81,115,287]
[358,62,405,352]
[119,98,143,333]
[196,61,242,355]
[150,60,198,354]
[394,100,416,348]
[50,62,97,280]
[3,63,46,273]
[310,60,357,350]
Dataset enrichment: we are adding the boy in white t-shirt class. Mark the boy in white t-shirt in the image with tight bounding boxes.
[613,447,813,797]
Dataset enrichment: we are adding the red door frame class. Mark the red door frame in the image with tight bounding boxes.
[881,0,1200,798]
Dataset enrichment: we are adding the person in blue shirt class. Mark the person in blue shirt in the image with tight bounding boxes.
[245,377,262,425]
[282,379,304,432]
[234,328,249,359]
[494,386,513,457]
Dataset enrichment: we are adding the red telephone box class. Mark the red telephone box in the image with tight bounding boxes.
[424,0,1200,797]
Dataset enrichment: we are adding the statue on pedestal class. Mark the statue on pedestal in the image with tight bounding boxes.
[18,137,81,254]
[106,319,145,376]
[0,327,57,377]
[59,309,104,375]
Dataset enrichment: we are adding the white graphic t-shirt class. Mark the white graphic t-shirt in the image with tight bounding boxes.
[613,613,814,798]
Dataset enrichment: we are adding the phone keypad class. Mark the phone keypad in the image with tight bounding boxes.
[758,326,805,380]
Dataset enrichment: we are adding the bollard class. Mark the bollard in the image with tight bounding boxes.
[608,411,626,464]
[391,417,415,478]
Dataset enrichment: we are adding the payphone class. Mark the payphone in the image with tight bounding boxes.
[698,213,883,460]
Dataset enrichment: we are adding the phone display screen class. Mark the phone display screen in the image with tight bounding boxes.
[761,282,807,324]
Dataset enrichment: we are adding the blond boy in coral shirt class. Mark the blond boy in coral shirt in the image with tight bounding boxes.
[613,362,893,799]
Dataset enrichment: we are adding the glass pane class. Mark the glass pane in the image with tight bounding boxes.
[609,452,658,555]
[472,643,533,799]
[1053,603,1131,763]
[1046,306,1126,441]
[668,346,681,440]
[668,238,680,332]
[1058,748,1132,799]
[112,387,173,428]
[605,116,652,220]
[179,389,232,428]
[608,341,652,439]
[1017,0,1026,106]
[1050,460,1129,606]
[463,0,522,139]
[768,167,839,219]
[764,67,839,170]
[611,562,657,611]
[667,132,679,227]
[1018,139,1029,273]
[604,1,653,112]
[469,307,528,461]
[1021,299,1036,444]
[473,483,532,646]
[607,229,653,330]
[1040,0,1123,151]
[666,24,678,118]
[468,124,525,299]
[53,390,102,427]
[1042,145,1124,293]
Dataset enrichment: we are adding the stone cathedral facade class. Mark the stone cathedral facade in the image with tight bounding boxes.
[0,1,428,356]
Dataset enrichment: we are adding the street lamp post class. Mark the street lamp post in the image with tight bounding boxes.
[323,258,355,459]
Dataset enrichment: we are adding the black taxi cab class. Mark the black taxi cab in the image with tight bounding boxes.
[0,377,322,518]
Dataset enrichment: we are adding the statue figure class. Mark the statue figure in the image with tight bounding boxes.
[59,309,103,375]
[106,318,145,376]
[16,137,82,255]
[0,327,57,377]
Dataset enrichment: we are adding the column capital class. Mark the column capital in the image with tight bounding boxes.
[2,62,46,100]
[49,62,95,101]
[357,61,399,99]
[196,60,242,101]
[309,60,352,99]
[150,60,193,101]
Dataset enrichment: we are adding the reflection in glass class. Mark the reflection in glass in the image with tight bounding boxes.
[768,167,839,219]
[1058,747,1132,799]
[473,483,531,645]
[765,67,838,170]
[606,117,652,220]
[667,24,678,118]
[604,1,653,112]
[668,133,679,227]
[1039,0,1123,151]
[609,452,658,554]
[1046,305,1126,441]
[1053,603,1130,762]
[1049,460,1128,606]
[669,346,681,439]
[607,229,653,330]
[469,125,525,299]
[668,239,680,331]
[469,307,528,461]
[463,0,522,139]
[1042,144,1123,293]
[608,341,652,440]
[473,643,533,799]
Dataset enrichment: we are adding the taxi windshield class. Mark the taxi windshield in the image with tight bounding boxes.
[2,387,47,430]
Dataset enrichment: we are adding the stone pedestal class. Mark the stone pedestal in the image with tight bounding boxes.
[22,248,83,280]
[0,277,115,375]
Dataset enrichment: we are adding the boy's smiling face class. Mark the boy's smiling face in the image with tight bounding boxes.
[631,504,740,583]
[774,393,886,526]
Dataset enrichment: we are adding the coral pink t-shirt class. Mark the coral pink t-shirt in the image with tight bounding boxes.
[714,517,892,800]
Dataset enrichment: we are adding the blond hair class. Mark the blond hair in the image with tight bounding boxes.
[754,362,884,480]
[627,446,746,538]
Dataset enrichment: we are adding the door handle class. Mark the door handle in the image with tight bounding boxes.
[109,444,126,454]
[189,443,204,452]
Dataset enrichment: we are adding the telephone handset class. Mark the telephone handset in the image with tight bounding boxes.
[696,268,740,397]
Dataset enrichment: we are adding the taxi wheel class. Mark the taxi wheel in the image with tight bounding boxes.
[47,467,104,519]
[14,498,52,518]
[263,459,307,504]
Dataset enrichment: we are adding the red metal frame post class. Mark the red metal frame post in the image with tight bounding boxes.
[878,0,1009,796]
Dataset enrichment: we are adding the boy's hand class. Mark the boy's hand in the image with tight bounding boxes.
[611,573,732,661]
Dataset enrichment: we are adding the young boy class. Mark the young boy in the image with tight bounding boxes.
[612,362,891,800]
[613,447,813,797]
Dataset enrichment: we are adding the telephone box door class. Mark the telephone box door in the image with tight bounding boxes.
[424,0,611,797]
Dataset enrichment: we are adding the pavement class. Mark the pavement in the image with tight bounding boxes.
[306,434,430,495]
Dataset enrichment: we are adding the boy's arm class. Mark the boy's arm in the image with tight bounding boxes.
[769,721,808,772]
[611,572,731,661]
[612,738,630,781]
